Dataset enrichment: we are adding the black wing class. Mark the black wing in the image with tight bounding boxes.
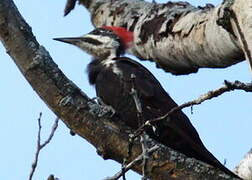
[94,57,239,178]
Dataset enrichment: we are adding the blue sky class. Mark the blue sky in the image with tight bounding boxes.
[0,0,251,179]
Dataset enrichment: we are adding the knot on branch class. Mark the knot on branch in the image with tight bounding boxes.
[97,145,112,160]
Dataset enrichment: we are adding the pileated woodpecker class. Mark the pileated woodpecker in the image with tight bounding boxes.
[54,27,239,178]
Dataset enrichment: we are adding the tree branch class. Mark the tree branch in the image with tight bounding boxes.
[147,80,252,123]
[0,0,241,179]
[29,113,59,180]
[235,149,252,179]
[105,145,159,180]
[69,0,246,74]
[229,0,252,71]
[132,80,252,139]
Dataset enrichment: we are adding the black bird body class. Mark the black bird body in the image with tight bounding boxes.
[88,56,236,177]
[54,27,240,179]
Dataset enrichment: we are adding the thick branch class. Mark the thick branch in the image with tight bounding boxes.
[71,0,245,74]
[0,0,240,179]
[106,145,159,180]
[235,149,252,179]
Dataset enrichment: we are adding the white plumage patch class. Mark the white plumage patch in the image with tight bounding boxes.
[77,34,120,59]
[75,31,123,76]
[101,59,123,76]
[101,59,114,67]
[84,34,120,49]
[112,63,123,76]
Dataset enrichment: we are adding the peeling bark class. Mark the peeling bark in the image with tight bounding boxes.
[230,0,252,71]
[73,0,247,74]
[235,149,252,180]
[0,0,242,179]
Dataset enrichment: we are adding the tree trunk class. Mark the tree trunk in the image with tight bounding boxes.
[0,0,243,179]
[73,0,251,75]
[235,149,252,179]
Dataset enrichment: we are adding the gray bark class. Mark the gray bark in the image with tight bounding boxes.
[73,0,251,75]
[0,0,243,179]
[235,149,252,180]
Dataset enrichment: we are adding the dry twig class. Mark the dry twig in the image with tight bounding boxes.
[133,80,252,138]
[130,74,150,180]
[104,145,159,180]
[29,113,59,180]
[0,0,246,178]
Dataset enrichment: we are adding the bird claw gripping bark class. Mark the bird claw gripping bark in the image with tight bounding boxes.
[87,97,116,117]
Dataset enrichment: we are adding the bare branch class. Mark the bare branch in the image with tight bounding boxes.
[235,149,252,180]
[129,73,151,180]
[0,0,243,179]
[151,80,252,121]
[40,117,59,149]
[29,114,59,180]
[105,145,159,180]
[29,113,43,180]
[133,80,252,137]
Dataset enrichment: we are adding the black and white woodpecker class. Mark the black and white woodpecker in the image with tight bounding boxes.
[54,26,240,178]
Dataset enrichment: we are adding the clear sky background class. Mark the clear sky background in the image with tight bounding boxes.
[0,0,251,179]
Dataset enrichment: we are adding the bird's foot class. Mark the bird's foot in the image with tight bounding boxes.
[87,97,116,117]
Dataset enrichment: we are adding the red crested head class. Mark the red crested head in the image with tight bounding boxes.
[102,26,134,49]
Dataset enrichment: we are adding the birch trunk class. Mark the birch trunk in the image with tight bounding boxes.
[0,0,244,179]
[235,149,252,179]
[74,0,251,74]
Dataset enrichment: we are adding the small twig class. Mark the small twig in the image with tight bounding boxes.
[29,113,59,180]
[106,80,251,180]
[130,74,150,180]
[132,80,252,138]
[223,159,227,166]
[130,74,143,126]
[121,159,127,180]
[140,134,149,180]
[104,145,159,180]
